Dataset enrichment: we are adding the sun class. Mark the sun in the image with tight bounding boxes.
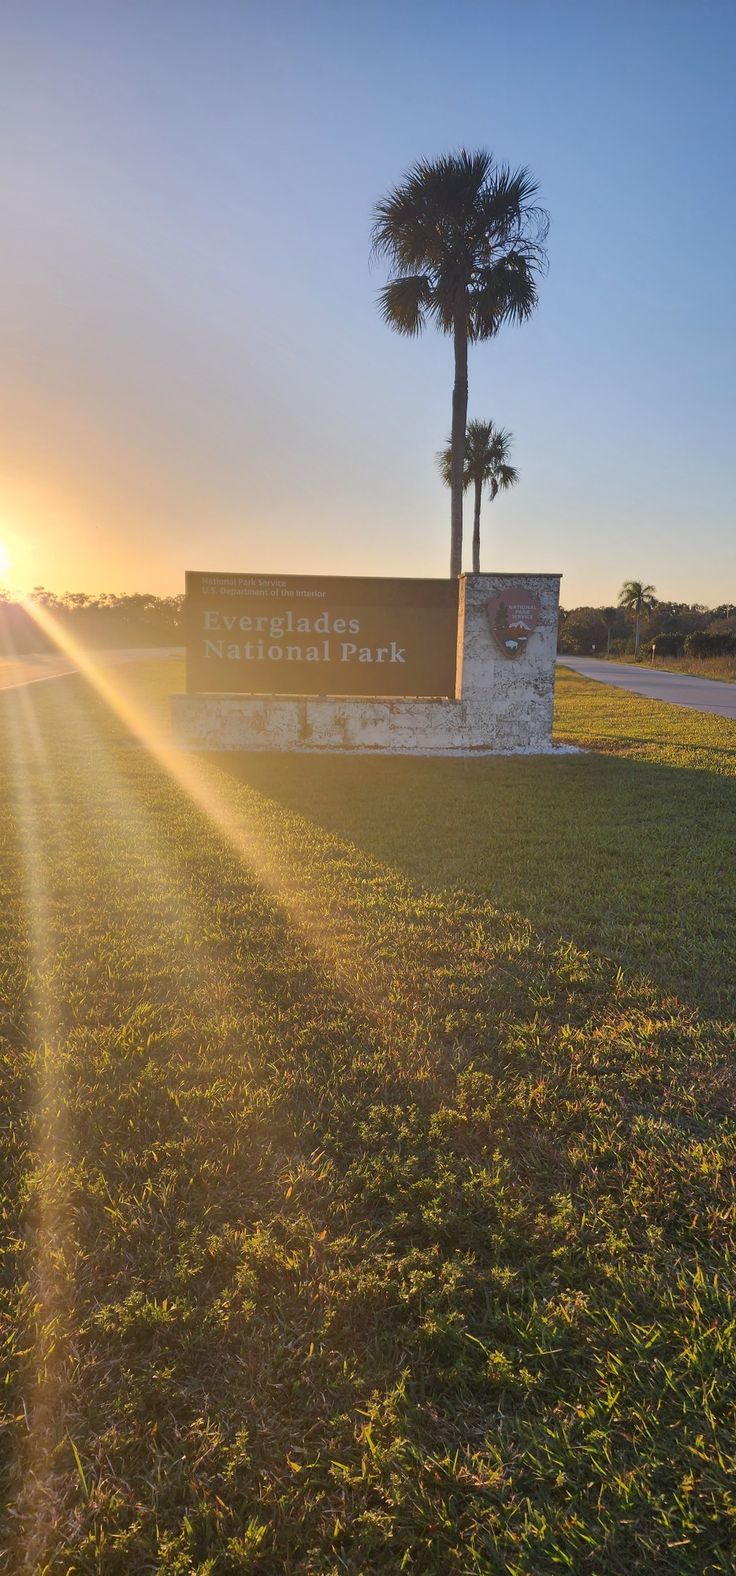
[0,541,10,579]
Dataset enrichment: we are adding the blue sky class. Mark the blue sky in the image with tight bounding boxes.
[0,0,734,605]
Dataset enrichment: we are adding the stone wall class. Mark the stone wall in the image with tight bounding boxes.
[171,573,561,755]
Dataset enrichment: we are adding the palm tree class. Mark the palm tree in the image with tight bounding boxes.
[618,580,657,659]
[439,420,518,573]
[372,150,548,578]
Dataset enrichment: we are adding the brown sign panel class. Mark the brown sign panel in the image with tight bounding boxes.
[185,572,459,698]
[486,587,541,660]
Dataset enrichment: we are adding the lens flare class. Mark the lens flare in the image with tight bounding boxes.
[18,597,403,1024]
[5,597,465,1563]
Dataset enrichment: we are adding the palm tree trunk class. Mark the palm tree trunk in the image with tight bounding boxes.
[472,478,482,575]
[634,606,641,659]
[449,301,468,579]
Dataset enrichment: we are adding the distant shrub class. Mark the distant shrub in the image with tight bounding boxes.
[557,609,608,655]
[684,630,736,658]
[649,631,685,658]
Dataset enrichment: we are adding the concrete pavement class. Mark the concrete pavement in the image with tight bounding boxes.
[559,656,736,721]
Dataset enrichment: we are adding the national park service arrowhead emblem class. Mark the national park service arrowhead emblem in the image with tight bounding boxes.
[487,587,541,660]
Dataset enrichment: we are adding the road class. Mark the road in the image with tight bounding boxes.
[559,656,736,721]
[0,647,183,692]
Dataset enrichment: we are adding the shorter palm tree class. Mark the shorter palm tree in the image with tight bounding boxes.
[618,580,657,659]
[439,420,518,574]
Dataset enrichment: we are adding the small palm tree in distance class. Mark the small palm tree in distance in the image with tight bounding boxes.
[439,420,518,573]
[618,580,657,659]
[372,149,548,578]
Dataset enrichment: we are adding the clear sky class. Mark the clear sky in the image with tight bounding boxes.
[0,0,734,606]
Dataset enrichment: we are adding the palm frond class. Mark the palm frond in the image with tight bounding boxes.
[618,580,657,610]
[371,153,490,270]
[466,418,497,448]
[371,191,437,271]
[373,146,549,372]
[437,436,472,490]
[492,462,518,495]
[437,442,453,487]
[377,275,432,336]
[476,165,548,247]
[470,253,539,339]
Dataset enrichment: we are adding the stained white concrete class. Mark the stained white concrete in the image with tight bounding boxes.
[172,575,561,754]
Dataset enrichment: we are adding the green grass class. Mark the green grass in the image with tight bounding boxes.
[605,652,736,683]
[1,661,735,1573]
[654,654,736,683]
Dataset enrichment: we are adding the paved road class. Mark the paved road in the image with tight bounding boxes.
[0,647,183,692]
[559,656,736,721]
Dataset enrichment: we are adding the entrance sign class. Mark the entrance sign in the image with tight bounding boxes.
[486,587,541,660]
[173,573,562,755]
[185,572,459,698]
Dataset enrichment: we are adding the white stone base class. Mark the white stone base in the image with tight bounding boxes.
[170,694,544,754]
[171,573,561,755]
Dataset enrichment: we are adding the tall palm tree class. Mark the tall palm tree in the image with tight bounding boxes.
[618,580,657,659]
[372,150,548,577]
[439,420,518,573]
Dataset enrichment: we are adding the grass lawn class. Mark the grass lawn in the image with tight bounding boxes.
[605,653,736,684]
[1,660,735,1573]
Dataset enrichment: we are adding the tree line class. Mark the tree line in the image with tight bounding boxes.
[559,590,735,658]
[0,589,183,654]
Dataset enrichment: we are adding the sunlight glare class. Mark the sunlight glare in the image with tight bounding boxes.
[20,596,401,1026]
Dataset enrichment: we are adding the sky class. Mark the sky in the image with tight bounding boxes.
[0,0,734,608]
